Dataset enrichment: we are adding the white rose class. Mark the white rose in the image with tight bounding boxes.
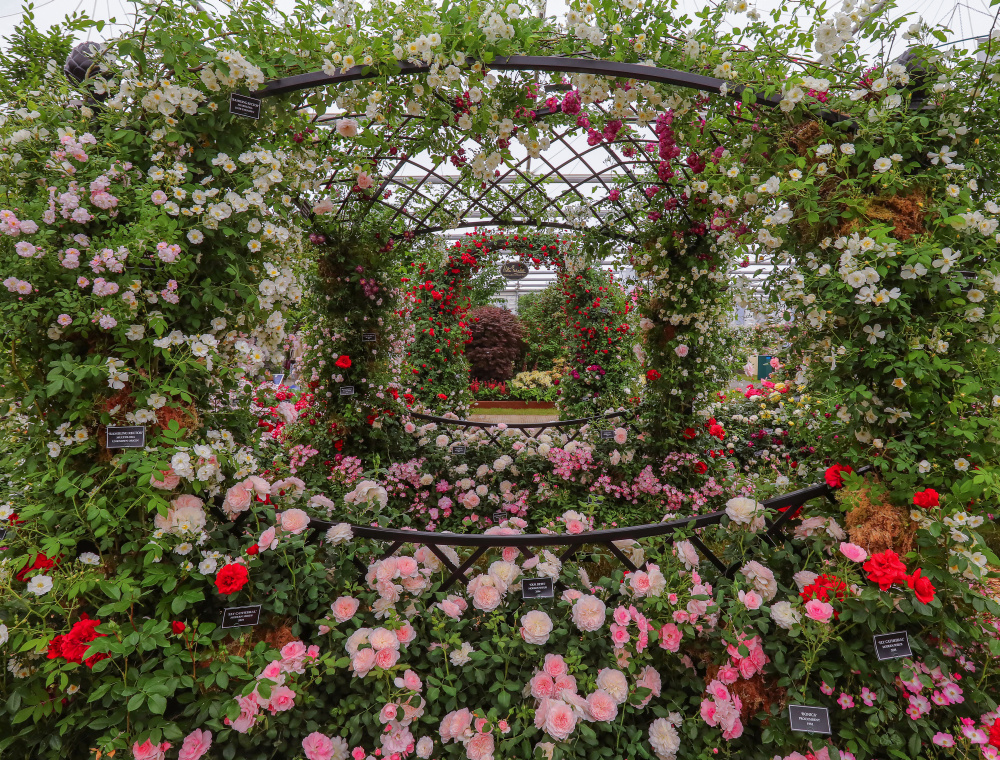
[520,610,553,644]
[725,496,762,525]
[27,575,53,595]
[326,523,353,545]
[0,623,8,645]
[769,600,802,630]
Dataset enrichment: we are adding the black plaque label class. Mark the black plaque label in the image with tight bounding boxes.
[0,527,6,541]
[873,631,912,661]
[600,430,615,440]
[788,705,831,734]
[453,445,467,455]
[362,333,377,342]
[229,93,262,119]
[221,605,262,629]
[522,578,554,599]
[106,425,146,449]
[272,373,284,386]
[493,511,504,523]
[596,307,609,315]
[340,386,355,396]
[501,261,529,280]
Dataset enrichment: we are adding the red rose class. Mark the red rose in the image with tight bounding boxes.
[46,614,108,669]
[646,369,661,382]
[907,568,936,605]
[863,550,908,591]
[693,461,708,474]
[989,720,1000,749]
[171,621,186,635]
[215,563,250,595]
[437,393,448,400]
[683,427,697,440]
[824,463,853,488]
[335,355,352,369]
[15,553,57,582]
[708,423,726,440]
[246,544,260,556]
[912,488,939,509]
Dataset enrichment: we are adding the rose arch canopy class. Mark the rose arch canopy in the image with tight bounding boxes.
[257,56,849,239]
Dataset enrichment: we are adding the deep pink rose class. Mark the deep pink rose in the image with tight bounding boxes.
[132,740,171,760]
[178,730,212,760]
[302,732,336,760]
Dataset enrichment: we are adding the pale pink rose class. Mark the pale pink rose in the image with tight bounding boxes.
[554,674,577,695]
[707,679,730,702]
[613,427,627,445]
[472,585,502,611]
[501,546,519,562]
[223,481,253,517]
[352,648,376,677]
[659,623,682,652]
[675,344,689,357]
[246,475,271,494]
[402,669,422,691]
[357,172,376,190]
[171,494,204,510]
[280,640,307,665]
[440,708,472,742]
[839,542,868,563]
[717,665,739,684]
[178,729,211,760]
[738,589,763,610]
[258,661,284,684]
[336,118,359,137]
[395,622,416,645]
[278,508,310,535]
[302,732,336,760]
[312,199,334,215]
[572,594,607,632]
[439,600,463,618]
[587,689,619,721]
[672,610,689,624]
[634,665,661,707]
[543,700,577,741]
[466,732,494,760]
[331,596,360,623]
[530,673,555,699]
[375,648,400,669]
[396,556,419,576]
[257,526,278,552]
[229,710,256,734]
[805,599,834,623]
[379,703,399,723]
[369,628,400,651]
[561,588,583,603]
[629,571,652,596]
[612,606,631,626]
[565,519,586,534]
[132,740,171,760]
[265,685,296,714]
[700,698,718,726]
[520,610,553,645]
[596,669,629,704]
[543,653,568,678]
[150,468,180,490]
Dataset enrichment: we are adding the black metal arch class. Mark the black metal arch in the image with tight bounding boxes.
[257,55,850,237]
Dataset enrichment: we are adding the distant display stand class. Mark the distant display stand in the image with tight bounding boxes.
[757,355,774,380]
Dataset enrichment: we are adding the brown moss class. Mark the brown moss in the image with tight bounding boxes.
[785,120,825,157]
[835,190,927,242]
[223,617,297,661]
[153,403,200,435]
[842,483,915,556]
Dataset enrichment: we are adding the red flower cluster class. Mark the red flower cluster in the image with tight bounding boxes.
[683,427,697,440]
[15,553,58,582]
[912,488,940,508]
[863,550,937,604]
[989,720,1000,748]
[646,369,661,382]
[215,563,250,595]
[693,461,708,474]
[334,355,351,369]
[171,621,186,635]
[46,614,108,669]
[800,574,848,619]
[704,417,726,440]
[824,463,853,488]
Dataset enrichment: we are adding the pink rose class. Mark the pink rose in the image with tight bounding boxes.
[246,475,270,494]
[331,596,360,623]
[472,584,502,611]
[351,648,376,677]
[738,656,758,680]
[629,571,652,596]
[530,673,554,699]
[258,661,284,684]
[612,606,631,626]
[223,481,253,517]
[150,468,180,490]
[278,508,310,535]
[302,732,336,760]
[635,665,661,707]
[402,669,422,691]
[700,698,718,726]
[257,526,277,552]
[379,703,398,723]
[738,589,763,610]
[586,689,619,721]
[132,740,171,760]
[466,732,494,760]
[805,599,835,623]
[610,624,630,647]
[265,685,296,714]
[543,700,577,741]
[717,665,739,684]
[375,648,400,669]
[439,600,463,618]
[178,729,212,760]
[565,519,586,534]
[659,623,682,652]
[396,622,416,645]
[396,556,419,576]
[571,594,607,632]
[171,494,204,511]
[554,674,578,696]
[672,610,689,624]
[839,542,868,563]
[543,654,567,679]
[707,679,730,702]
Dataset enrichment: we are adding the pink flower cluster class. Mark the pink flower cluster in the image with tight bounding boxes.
[224,641,319,734]
[700,633,770,740]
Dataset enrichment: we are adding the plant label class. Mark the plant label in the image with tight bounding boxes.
[600,430,615,440]
[501,261,529,280]
[229,93,262,119]
[0,527,6,541]
[221,605,262,629]
[362,333,377,342]
[493,511,505,523]
[522,577,554,600]
[272,373,284,386]
[340,386,355,396]
[873,631,912,661]
[453,445,467,455]
[788,705,831,734]
[106,426,146,449]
